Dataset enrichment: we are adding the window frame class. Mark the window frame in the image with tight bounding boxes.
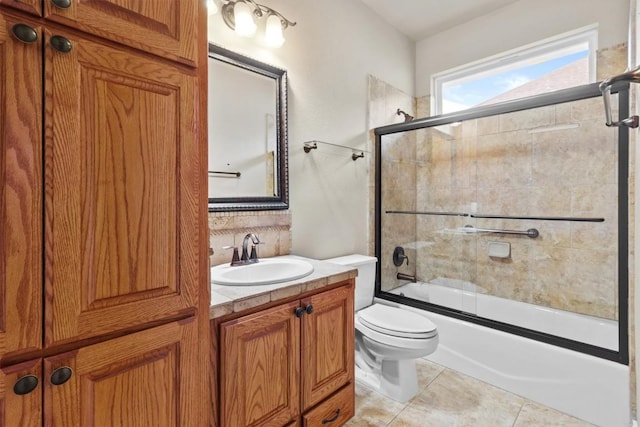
[431,24,599,115]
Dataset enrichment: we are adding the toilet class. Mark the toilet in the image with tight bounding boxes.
[325,254,438,403]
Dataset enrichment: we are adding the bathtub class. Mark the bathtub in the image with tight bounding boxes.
[380,281,630,427]
[390,279,618,350]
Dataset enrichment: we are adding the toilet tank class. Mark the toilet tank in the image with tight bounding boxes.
[324,254,377,311]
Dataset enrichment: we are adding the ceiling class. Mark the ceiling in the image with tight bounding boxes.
[359,0,521,41]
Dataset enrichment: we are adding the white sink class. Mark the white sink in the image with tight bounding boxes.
[211,257,314,286]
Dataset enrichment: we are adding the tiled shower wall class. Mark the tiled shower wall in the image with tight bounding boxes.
[367,76,417,285]
[411,98,619,320]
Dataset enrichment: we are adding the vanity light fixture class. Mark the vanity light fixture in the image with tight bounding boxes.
[221,0,296,47]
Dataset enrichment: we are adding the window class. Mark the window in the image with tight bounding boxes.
[432,25,598,115]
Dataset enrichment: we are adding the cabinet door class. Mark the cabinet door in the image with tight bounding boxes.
[0,0,40,16]
[301,283,354,410]
[0,358,42,426]
[44,27,201,347]
[43,0,197,65]
[44,317,203,426]
[0,13,42,359]
[220,301,300,427]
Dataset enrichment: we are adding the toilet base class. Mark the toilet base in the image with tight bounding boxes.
[355,358,419,403]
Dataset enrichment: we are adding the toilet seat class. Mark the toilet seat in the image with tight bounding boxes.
[358,303,437,339]
[356,303,438,352]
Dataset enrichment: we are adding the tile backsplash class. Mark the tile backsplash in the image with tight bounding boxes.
[209,210,291,266]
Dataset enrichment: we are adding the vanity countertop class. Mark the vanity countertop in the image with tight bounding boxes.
[209,255,357,319]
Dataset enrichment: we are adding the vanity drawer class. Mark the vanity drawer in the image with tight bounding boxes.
[302,382,354,426]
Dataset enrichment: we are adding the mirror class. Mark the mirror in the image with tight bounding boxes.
[208,43,289,211]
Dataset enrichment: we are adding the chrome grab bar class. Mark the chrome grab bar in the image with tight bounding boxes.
[599,66,640,128]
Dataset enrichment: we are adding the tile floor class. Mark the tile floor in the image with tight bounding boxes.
[346,358,595,427]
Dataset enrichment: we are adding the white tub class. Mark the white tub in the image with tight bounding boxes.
[380,281,630,427]
[390,279,618,350]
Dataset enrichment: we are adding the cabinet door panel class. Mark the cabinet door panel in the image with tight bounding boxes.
[220,301,300,427]
[43,0,197,65]
[0,0,40,16]
[0,358,42,427]
[301,284,354,410]
[44,28,201,346]
[44,317,202,426]
[0,14,42,358]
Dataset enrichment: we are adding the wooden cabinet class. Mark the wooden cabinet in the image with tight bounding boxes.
[43,23,200,347]
[220,300,300,426]
[216,282,355,427]
[0,358,42,426]
[1,1,208,425]
[43,318,201,426]
[0,0,39,16]
[43,0,198,65]
[302,383,355,427]
[1,7,202,351]
[300,286,354,411]
[1,318,200,426]
[0,10,43,361]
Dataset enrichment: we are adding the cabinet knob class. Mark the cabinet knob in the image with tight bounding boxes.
[51,0,72,9]
[11,24,38,44]
[13,375,39,395]
[49,36,73,53]
[294,307,305,318]
[305,304,314,315]
[50,366,73,386]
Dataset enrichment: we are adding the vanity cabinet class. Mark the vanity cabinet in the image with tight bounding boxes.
[216,281,355,427]
[1,1,208,425]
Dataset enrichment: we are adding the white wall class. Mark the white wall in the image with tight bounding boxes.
[208,0,414,259]
[415,0,630,96]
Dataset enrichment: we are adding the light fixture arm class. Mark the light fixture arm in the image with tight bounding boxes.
[255,3,296,29]
[221,0,296,31]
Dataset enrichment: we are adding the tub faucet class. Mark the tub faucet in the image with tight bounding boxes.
[241,233,261,263]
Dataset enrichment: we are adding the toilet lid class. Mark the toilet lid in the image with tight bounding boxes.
[358,304,437,339]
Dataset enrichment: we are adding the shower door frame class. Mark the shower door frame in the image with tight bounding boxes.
[374,82,630,364]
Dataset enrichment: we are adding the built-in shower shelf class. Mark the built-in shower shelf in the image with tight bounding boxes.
[385,210,605,222]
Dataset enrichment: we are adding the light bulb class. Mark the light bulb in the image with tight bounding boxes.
[206,0,218,15]
[265,13,285,47]
[234,1,257,37]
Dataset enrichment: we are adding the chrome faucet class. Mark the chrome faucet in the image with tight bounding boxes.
[223,233,262,266]
[241,233,261,263]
